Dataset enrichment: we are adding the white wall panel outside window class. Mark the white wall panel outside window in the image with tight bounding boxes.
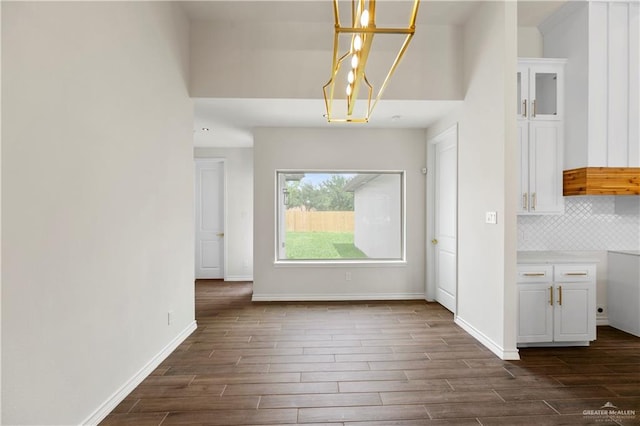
[276,171,404,262]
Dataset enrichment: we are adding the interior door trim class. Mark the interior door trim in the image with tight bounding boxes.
[426,123,458,315]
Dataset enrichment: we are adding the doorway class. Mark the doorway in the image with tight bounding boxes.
[427,124,458,313]
[195,158,225,279]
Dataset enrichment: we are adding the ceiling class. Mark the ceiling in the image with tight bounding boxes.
[186,1,567,148]
[182,1,480,26]
[193,98,463,147]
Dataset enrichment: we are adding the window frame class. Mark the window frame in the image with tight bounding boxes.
[274,169,407,265]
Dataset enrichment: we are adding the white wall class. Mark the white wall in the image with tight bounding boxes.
[2,3,194,424]
[518,26,543,57]
[426,1,518,360]
[353,174,402,259]
[194,147,254,281]
[253,128,426,300]
[190,19,463,100]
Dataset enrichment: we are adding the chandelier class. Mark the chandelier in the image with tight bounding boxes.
[323,0,420,123]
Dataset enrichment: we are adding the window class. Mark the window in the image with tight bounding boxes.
[276,171,404,262]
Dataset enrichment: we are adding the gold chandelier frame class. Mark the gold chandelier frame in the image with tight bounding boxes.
[323,0,420,123]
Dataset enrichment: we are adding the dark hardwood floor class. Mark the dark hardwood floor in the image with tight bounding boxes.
[102,280,640,425]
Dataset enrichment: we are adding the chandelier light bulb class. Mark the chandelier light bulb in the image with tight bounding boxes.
[360,9,369,27]
[322,0,419,122]
[354,35,363,51]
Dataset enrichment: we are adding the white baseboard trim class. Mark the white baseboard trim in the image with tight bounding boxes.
[225,275,253,282]
[455,316,520,361]
[82,321,197,426]
[518,341,590,348]
[597,316,610,326]
[251,293,426,302]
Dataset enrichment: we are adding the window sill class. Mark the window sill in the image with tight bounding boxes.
[274,260,407,267]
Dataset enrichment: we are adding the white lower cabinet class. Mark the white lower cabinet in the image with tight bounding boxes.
[517,263,596,346]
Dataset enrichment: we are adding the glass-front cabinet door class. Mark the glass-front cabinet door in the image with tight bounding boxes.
[518,59,565,121]
[531,69,560,119]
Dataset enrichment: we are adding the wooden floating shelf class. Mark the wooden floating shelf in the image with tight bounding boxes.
[563,167,640,196]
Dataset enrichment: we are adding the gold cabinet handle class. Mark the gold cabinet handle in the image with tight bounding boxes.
[523,272,545,277]
[564,272,588,276]
[558,286,562,306]
[523,192,528,210]
[532,193,537,210]
[217,232,224,238]
[549,286,553,306]
[523,99,527,118]
[431,239,438,245]
[532,99,536,117]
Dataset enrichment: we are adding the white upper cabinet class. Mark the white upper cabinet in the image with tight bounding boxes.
[518,60,565,121]
[517,58,565,215]
[518,121,564,214]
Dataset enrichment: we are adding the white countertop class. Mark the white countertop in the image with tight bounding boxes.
[517,251,601,264]
[609,250,640,256]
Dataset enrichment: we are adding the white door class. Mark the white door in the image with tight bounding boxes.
[195,159,224,279]
[430,125,458,313]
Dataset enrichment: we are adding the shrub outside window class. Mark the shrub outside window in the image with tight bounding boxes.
[276,171,405,262]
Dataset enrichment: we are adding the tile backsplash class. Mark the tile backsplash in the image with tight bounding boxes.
[518,196,640,251]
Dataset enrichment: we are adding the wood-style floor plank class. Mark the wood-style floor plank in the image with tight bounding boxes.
[162,408,298,425]
[100,280,640,425]
[223,382,339,396]
[100,413,168,426]
[298,405,430,423]
[425,400,557,419]
[258,392,382,409]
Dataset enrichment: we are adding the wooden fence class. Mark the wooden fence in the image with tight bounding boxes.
[286,211,354,232]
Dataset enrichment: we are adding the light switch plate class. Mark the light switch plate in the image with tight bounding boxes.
[485,211,498,224]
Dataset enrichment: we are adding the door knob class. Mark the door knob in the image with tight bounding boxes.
[431,239,438,245]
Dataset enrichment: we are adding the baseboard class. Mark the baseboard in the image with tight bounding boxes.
[81,321,197,425]
[225,274,253,282]
[455,316,520,361]
[597,316,610,326]
[518,341,590,348]
[251,293,426,302]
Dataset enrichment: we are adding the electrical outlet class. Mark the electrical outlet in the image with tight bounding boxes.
[168,311,173,326]
[485,211,497,224]
[345,272,352,281]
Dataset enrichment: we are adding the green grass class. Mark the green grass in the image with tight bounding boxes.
[285,232,368,259]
